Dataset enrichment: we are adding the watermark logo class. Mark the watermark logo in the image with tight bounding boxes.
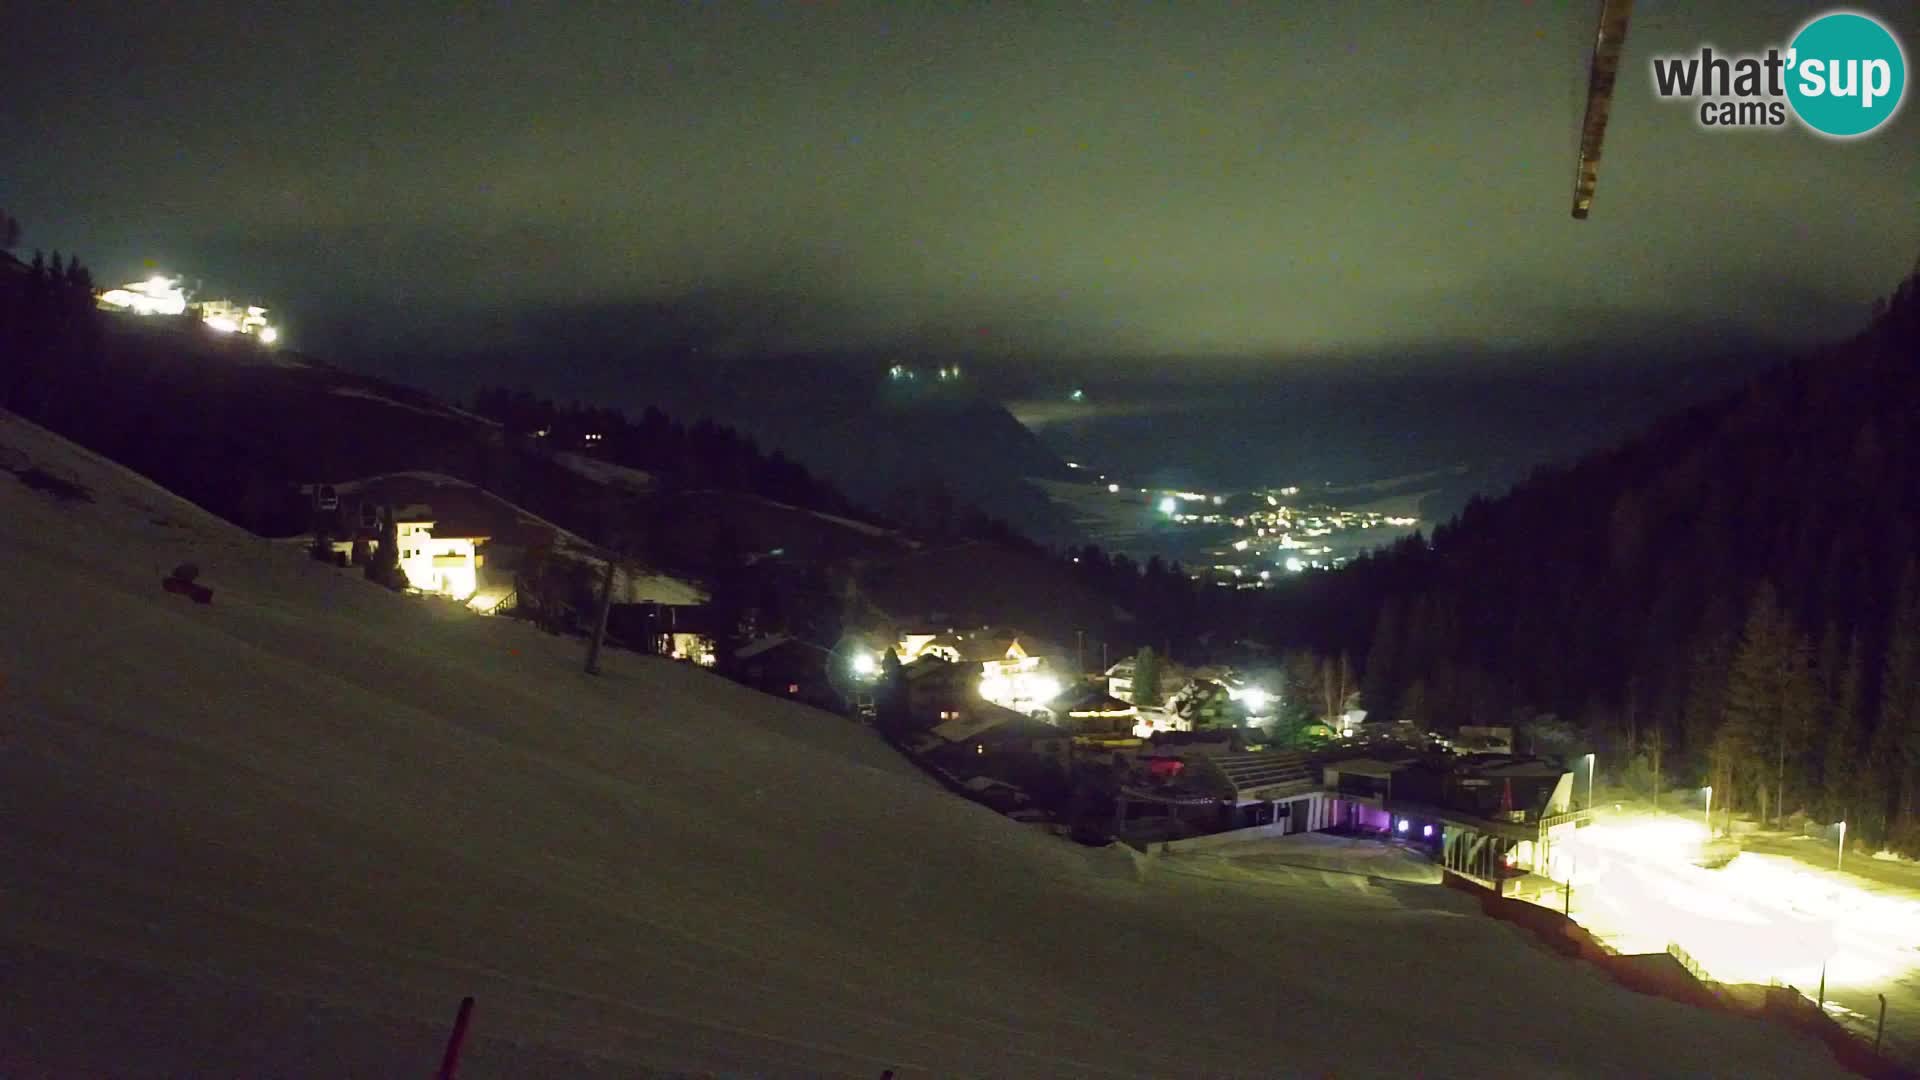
[1651,10,1906,138]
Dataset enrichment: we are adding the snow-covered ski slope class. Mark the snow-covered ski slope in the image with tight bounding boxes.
[0,412,1843,1077]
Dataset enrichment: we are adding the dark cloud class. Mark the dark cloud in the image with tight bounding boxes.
[2,2,1914,372]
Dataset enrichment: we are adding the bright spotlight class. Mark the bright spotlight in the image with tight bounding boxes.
[1028,675,1062,704]
[259,325,279,345]
[1158,497,1177,515]
[1396,819,1409,834]
[205,316,239,334]
[851,652,877,676]
[1422,824,1434,838]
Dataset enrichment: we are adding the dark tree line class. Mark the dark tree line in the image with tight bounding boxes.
[1058,544,1276,662]
[474,385,1045,554]
[1269,258,1920,849]
[882,476,1045,553]
[1,241,103,424]
[473,386,876,521]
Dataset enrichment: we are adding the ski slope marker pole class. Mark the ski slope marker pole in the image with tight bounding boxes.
[437,996,475,1080]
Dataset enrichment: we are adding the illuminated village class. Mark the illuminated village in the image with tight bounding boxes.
[96,273,280,345]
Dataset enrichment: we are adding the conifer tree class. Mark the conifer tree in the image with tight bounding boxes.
[1882,563,1920,826]
[1824,633,1865,824]
[1720,583,1816,825]
[1133,646,1161,709]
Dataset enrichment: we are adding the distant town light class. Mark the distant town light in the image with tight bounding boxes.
[1107,483,1120,494]
[1066,461,1080,469]
[1158,497,1177,515]
[259,326,279,345]
[1266,495,1278,506]
[205,316,239,334]
[1070,388,1085,402]
[1284,557,1306,572]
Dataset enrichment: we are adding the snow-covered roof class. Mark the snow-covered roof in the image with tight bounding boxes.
[735,634,795,662]
[932,707,1064,745]
[930,711,1010,743]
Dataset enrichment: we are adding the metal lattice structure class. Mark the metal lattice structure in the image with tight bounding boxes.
[1572,0,1635,219]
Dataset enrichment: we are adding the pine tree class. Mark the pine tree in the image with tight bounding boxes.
[1321,652,1355,726]
[1683,626,1734,775]
[1882,563,1920,829]
[1399,678,1430,731]
[1824,634,1866,824]
[1720,583,1816,825]
[1133,646,1161,708]
[875,649,907,731]
[365,505,402,589]
[1363,598,1405,719]
[705,526,753,675]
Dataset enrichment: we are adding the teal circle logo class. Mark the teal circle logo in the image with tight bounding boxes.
[1786,12,1906,138]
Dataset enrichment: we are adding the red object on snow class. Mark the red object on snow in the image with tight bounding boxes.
[160,576,214,604]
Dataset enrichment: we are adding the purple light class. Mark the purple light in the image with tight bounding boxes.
[1395,819,1409,834]
[1422,825,1434,838]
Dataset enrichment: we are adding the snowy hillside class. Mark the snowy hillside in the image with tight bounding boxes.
[0,411,1844,1076]
[553,451,656,495]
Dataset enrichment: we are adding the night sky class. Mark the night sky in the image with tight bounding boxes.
[3,2,1915,378]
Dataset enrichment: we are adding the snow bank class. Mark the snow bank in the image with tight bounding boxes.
[0,411,1846,1076]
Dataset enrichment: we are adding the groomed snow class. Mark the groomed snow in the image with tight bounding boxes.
[0,411,1845,1077]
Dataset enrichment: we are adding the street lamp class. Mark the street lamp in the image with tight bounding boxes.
[1704,785,1713,838]
[1585,753,1597,811]
[1838,820,1847,871]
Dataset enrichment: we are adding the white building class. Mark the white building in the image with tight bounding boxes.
[192,299,276,342]
[97,276,187,316]
[97,275,280,343]
[393,520,485,601]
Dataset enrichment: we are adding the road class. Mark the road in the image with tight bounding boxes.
[1553,800,1920,1065]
